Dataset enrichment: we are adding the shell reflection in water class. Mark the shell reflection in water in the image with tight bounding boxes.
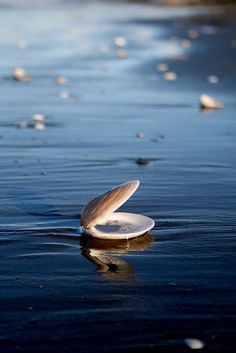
[80,233,155,282]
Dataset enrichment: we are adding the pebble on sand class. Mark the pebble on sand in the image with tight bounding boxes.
[114,36,127,48]
[163,71,177,81]
[207,75,219,84]
[12,67,31,82]
[116,49,127,59]
[184,338,205,350]
[200,94,223,109]
[136,158,149,165]
[156,63,169,72]
[55,76,67,85]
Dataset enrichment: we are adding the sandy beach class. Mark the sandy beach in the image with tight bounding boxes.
[0,0,236,352]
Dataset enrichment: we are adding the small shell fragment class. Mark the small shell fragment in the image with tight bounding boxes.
[59,91,70,99]
[185,338,205,350]
[180,39,191,48]
[55,76,67,85]
[156,63,169,72]
[116,49,127,59]
[207,75,219,84]
[200,94,223,109]
[12,67,31,82]
[114,36,127,48]
[34,122,45,130]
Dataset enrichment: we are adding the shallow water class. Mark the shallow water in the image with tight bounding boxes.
[0,0,236,352]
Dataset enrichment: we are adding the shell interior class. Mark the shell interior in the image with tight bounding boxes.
[83,212,155,240]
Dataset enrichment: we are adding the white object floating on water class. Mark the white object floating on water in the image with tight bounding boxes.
[185,338,205,350]
[156,63,169,72]
[200,94,223,109]
[114,36,127,48]
[12,67,31,82]
[32,114,45,123]
[81,180,155,240]
[207,75,219,84]
[55,76,67,85]
[163,71,177,81]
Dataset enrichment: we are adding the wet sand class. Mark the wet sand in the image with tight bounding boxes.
[0,0,236,352]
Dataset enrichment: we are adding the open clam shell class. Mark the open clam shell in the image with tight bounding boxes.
[81,181,155,240]
[200,94,223,109]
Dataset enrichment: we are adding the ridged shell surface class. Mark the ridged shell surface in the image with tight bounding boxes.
[80,180,140,229]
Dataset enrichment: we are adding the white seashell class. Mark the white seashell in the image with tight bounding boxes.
[32,114,45,122]
[114,36,127,48]
[55,76,67,85]
[163,71,177,81]
[34,122,45,130]
[81,180,155,240]
[207,75,219,84]
[185,338,205,350]
[12,67,31,82]
[59,91,70,99]
[200,94,223,109]
[156,63,169,72]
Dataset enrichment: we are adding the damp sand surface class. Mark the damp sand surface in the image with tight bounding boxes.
[0,1,236,352]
